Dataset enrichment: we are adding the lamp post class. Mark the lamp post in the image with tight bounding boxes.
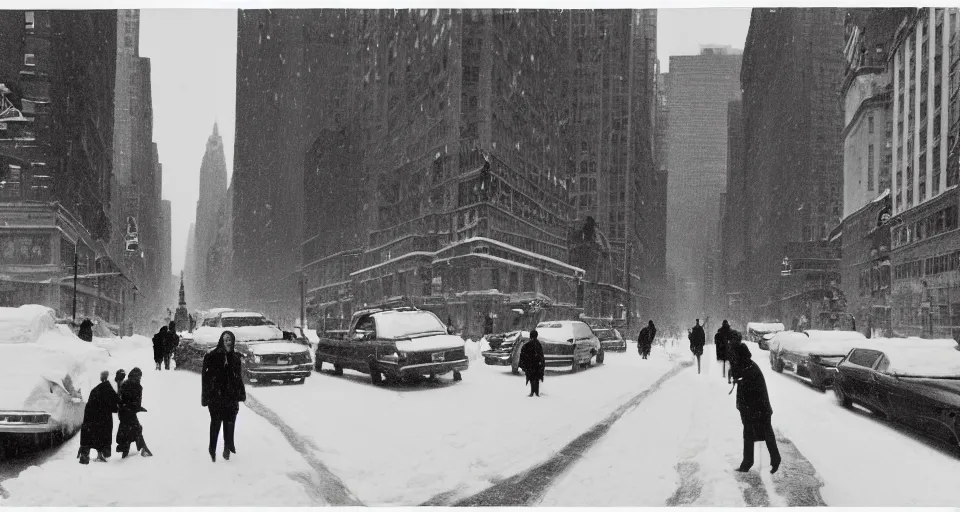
[72,241,78,322]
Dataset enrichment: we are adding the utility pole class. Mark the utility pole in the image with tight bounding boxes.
[299,272,306,329]
[72,242,78,322]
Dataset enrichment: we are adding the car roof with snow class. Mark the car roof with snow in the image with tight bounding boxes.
[534,321,595,342]
[873,344,960,378]
[747,322,785,332]
[221,312,265,318]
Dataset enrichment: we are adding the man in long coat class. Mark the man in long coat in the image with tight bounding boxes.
[202,331,247,461]
[518,330,545,397]
[637,321,656,359]
[731,343,781,474]
[78,371,120,464]
[163,321,180,370]
[152,326,167,371]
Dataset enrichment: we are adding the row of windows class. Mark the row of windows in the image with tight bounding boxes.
[891,204,959,248]
[893,250,960,280]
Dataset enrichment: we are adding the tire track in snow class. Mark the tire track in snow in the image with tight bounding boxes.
[439,360,694,507]
[242,394,362,506]
[665,461,703,506]
[769,429,827,506]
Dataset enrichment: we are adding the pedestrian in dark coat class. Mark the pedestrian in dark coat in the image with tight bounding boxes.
[715,320,732,363]
[731,343,781,474]
[202,330,246,462]
[78,318,94,342]
[116,367,152,458]
[689,319,706,373]
[152,326,167,371]
[637,321,656,359]
[518,330,545,397]
[163,321,180,370]
[727,330,743,384]
[78,371,120,464]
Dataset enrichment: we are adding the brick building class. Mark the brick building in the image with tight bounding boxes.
[741,8,847,323]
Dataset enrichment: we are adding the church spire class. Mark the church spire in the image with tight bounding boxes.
[212,120,219,137]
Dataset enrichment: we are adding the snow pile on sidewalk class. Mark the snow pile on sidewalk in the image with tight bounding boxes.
[0,349,318,506]
[0,304,58,344]
[462,337,491,361]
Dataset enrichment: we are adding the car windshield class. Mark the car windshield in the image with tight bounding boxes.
[221,316,270,328]
[375,311,448,339]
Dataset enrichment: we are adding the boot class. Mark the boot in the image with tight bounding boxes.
[209,448,216,462]
[770,454,781,474]
[223,449,230,461]
[736,464,751,472]
[230,446,236,454]
[95,452,108,463]
[79,452,90,465]
[140,447,153,457]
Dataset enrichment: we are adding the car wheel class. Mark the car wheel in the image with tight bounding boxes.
[571,356,580,373]
[453,370,463,381]
[772,354,784,373]
[835,386,852,408]
[333,364,344,376]
[369,364,383,386]
[596,349,605,364]
[810,375,825,392]
[315,359,324,372]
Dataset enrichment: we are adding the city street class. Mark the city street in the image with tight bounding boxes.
[3,338,960,506]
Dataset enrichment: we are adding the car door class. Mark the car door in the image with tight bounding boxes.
[844,349,883,403]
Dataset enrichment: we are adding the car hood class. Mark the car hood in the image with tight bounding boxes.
[191,325,284,344]
[395,334,465,353]
[246,342,311,356]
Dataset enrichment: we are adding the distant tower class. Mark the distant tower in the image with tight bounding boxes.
[173,271,191,332]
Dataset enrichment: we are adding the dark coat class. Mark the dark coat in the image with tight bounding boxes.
[734,359,774,442]
[518,338,545,384]
[152,330,166,362]
[164,330,180,356]
[79,380,119,452]
[689,325,705,355]
[638,326,657,349]
[78,320,94,342]
[116,379,146,446]
[202,345,246,409]
[714,325,732,361]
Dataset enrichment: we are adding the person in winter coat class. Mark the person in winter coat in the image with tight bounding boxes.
[689,319,706,373]
[202,330,246,462]
[78,318,94,342]
[163,321,180,370]
[152,326,167,371]
[115,369,126,389]
[637,321,657,359]
[731,343,781,474]
[116,367,152,458]
[78,371,120,464]
[727,330,744,384]
[715,320,733,372]
[518,330,546,397]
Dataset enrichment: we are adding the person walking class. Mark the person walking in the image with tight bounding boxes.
[518,330,545,397]
[689,319,706,374]
[114,369,126,390]
[152,326,167,371]
[163,321,180,371]
[78,371,120,464]
[715,320,733,379]
[116,367,152,458]
[202,330,246,462]
[78,318,94,342]
[637,321,656,359]
[730,343,781,474]
[727,330,744,384]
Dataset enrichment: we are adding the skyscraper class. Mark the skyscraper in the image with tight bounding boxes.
[194,122,228,307]
[664,45,742,317]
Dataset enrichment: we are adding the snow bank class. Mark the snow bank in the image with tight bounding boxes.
[778,331,866,357]
[304,328,320,343]
[747,322,784,333]
[0,305,57,344]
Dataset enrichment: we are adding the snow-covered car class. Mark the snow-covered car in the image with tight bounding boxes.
[178,311,313,384]
[834,341,960,447]
[513,320,604,374]
[481,330,528,373]
[747,322,785,350]
[594,328,627,352]
[315,307,468,385]
[769,330,867,390]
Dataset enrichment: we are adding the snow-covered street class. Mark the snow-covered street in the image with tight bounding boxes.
[3,338,960,506]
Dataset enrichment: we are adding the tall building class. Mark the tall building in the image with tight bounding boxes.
[720,99,746,325]
[161,199,172,304]
[0,10,137,326]
[664,45,742,318]
[741,8,847,325]
[887,8,960,337]
[193,122,228,307]
[183,222,196,297]
[233,10,319,319]
[111,10,139,262]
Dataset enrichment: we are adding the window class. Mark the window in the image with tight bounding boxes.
[24,53,35,67]
[25,11,34,30]
[868,115,875,134]
[868,144,875,191]
[847,349,882,368]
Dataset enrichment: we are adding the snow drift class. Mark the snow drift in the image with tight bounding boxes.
[0,304,57,344]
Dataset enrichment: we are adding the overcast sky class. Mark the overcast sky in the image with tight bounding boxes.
[139,7,749,275]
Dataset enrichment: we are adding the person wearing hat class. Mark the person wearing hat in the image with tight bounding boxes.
[730,343,781,474]
[518,330,546,397]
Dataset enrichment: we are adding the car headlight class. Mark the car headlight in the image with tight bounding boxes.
[253,355,262,363]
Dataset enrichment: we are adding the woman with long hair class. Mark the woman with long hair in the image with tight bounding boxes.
[201,330,246,462]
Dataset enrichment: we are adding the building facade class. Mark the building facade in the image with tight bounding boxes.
[193,122,228,307]
[720,99,747,326]
[664,45,742,319]
[888,8,960,338]
[741,8,847,323]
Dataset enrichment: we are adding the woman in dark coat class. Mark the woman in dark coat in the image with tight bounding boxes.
[152,326,167,371]
[518,330,545,397]
[116,367,152,458]
[731,343,781,474]
[638,321,656,359]
[78,371,120,464]
[202,330,246,462]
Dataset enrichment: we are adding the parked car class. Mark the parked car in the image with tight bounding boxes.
[315,307,468,386]
[594,328,627,352]
[747,322,785,350]
[0,344,88,458]
[769,330,867,391]
[513,320,604,374]
[178,311,313,384]
[481,330,529,374]
[834,341,960,448]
